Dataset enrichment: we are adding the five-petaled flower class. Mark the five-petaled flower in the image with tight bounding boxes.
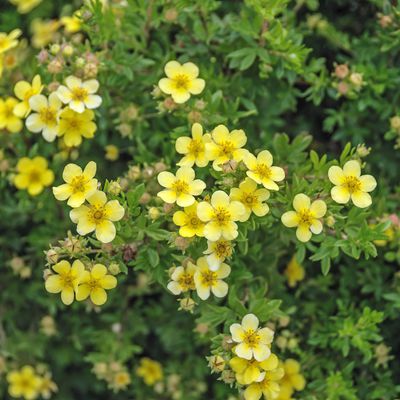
[136,358,163,386]
[197,190,245,241]
[206,124,248,171]
[176,122,211,167]
[167,263,196,295]
[276,359,306,400]
[230,313,274,361]
[230,178,270,222]
[244,364,284,400]
[26,93,62,141]
[7,365,42,400]
[45,259,85,305]
[193,256,230,300]
[70,190,125,243]
[243,150,285,191]
[0,97,23,133]
[157,166,206,207]
[158,60,205,104]
[173,201,205,237]
[281,194,327,242]
[53,161,98,207]
[204,238,234,271]
[328,160,376,208]
[13,74,43,117]
[76,263,117,306]
[14,156,54,196]
[56,75,102,113]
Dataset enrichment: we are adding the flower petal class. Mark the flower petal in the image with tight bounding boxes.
[242,313,259,330]
[281,211,299,227]
[351,191,372,208]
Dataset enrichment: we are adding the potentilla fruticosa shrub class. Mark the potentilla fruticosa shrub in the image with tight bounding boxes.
[0,0,399,399]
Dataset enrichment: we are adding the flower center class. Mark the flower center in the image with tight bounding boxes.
[61,273,74,287]
[188,213,201,228]
[39,107,57,125]
[201,270,218,286]
[254,164,271,179]
[178,272,195,291]
[219,140,235,157]
[343,176,361,193]
[214,241,232,258]
[173,74,190,90]
[4,105,14,119]
[243,329,261,348]
[70,175,86,193]
[71,87,88,102]
[241,192,256,207]
[214,207,231,225]
[28,169,41,183]
[188,139,203,156]
[297,210,313,227]
[89,205,107,222]
[87,278,100,290]
[24,88,35,102]
[171,179,189,195]
[65,116,82,130]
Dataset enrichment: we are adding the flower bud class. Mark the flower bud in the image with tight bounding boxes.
[207,355,225,373]
[50,44,61,55]
[175,236,189,251]
[349,72,363,88]
[390,116,400,131]
[139,192,151,205]
[220,370,235,385]
[334,63,349,79]
[45,248,59,264]
[108,262,121,275]
[127,166,141,181]
[108,180,122,195]
[148,207,160,220]
[165,8,178,22]
[179,297,195,312]
[62,44,74,56]
[326,215,335,227]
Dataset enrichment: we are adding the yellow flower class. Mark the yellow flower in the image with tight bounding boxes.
[175,122,211,167]
[52,161,98,207]
[14,156,54,196]
[284,256,305,288]
[281,194,327,243]
[0,29,22,54]
[38,372,58,399]
[206,124,248,171]
[203,239,233,271]
[243,150,285,191]
[70,190,125,243]
[26,93,62,141]
[13,75,43,117]
[9,0,42,13]
[7,365,42,400]
[230,178,270,221]
[105,144,119,161]
[157,166,206,207]
[276,359,305,400]
[61,12,82,33]
[136,358,163,386]
[230,313,274,361]
[244,366,285,400]
[56,76,102,113]
[31,19,60,48]
[230,353,279,386]
[0,97,23,133]
[197,191,245,241]
[167,263,196,295]
[193,256,230,300]
[45,260,85,305]
[158,60,205,104]
[111,371,131,392]
[58,107,97,147]
[328,160,377,208]
[173,201,205,237]
[76,263,117,306]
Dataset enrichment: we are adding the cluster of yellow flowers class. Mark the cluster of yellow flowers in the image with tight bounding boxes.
[45,259,117,306]
[52,161,125,243]
[7,365,57,400]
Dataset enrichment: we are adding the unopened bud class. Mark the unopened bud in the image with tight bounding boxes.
[179,297,195,312]
[108,262,121,275]
[207,355,225,373]
[148,207,160,220]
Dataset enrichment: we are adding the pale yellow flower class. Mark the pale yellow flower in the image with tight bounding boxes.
[31,19,60,48]
[13,74,43,117]
[0,29,22,54]
[167,263,196,295]
[172,201,205,237]
[203,239,233,271]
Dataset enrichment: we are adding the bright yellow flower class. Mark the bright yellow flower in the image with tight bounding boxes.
[13,75,43,117]
[328,160,377,208]
[197,191,245,241]
[7,365,42,400]
[52,161,98,207]
[136,358,163,386]
[26,93,62,141]
[76,263,117,306]
[206,124,248,171]
[105,144,119,161]
[230,178,270,221]
[244,366,285,400]
[9,0,42,13]
[193,256,230,300]
[284,256,305,288]
[45,260,85,305]
[14,156,54,196]
[61,12,82,33]
[31,19,60,48]
[276,359,305,400]
[230,353,279,386]
[158,60,205,104]
[203,238,233,271]
[38,372,58,399]
[58,107,97,147]
[0,29,22,54]
[243,150,285,191]
[230,313,274,361]
[173,201,205,237]
[167,263,196,295]
[0,97,23,133]
[157,166,206,207]
[70,190,125,243]
[57,76,102,113]
[175,122,211,167]
[281,194,327,242]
